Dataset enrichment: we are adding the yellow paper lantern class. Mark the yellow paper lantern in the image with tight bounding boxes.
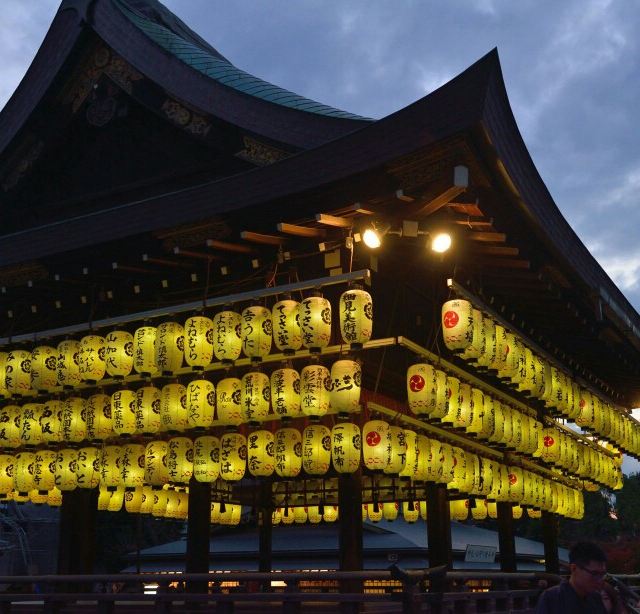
[76,446,101,489]
[366,503,383,523]
[193,435,220,482]
[299,294,332,352]
[140,486,154,514]
[300,363,331,417]
[132,326,159,376]
[184,315,214,370]
[271,508,282,525]
[362,420,389,471]
[307,505,323,524]
[85,393,112,442]
[152,489,169,517]
[540,428,560,464]
[490,325,509,371]
[247,430,275,477]
[331,422,361,474]
[111,389,137,436]
[33,449,57,493]
[453,383,473,431]
[441,299,473,353]
[412,434,431,482]
[436,442,455,485]
[382,501,398,522]
[339,286,373,348]
[241,371,271,424]
[186,379,215,430]
[272,298,302,353]
[20,403,44,447]
[450,499,469,521]
[0,454,15,495]
[167,437,194,484]
[30,346,58,392]
[46,487,63,507]
[160,382,188,432]
[219,503,242,526]
[270,366,301,419]
[274,427,302,478]
[30,489,48,505]
[324,505,339,523]
[107,487,125,512]
[121,443,146,489]
[212,310,242,363]
[104,330,134,379]
[302,424,331,475]
[330,359,362,416]
[399,430,419,479]
[384,425,407,475]
[403,501,420,523]
[61,396,87,443]
[135,385,162,435]
[507,466,525,503]
[216,377,242,426]
[55,448,77,491]
[241,305,272,360]
[0,352,8,398]
[144,440,170,487]
[124,487,144,513]
[155,322,185,375]
[440,376,460,426]
[471,499,488,520]
[461,310,486,363]
[13,451,36,494]
[219,432,247,481]
[5,350,32,396]
[79,335,106,383]
[57,340,82,388]
[100,445,123,490]
[406,364,446,419]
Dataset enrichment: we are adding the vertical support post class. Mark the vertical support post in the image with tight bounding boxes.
[338,471,363,613]
[186,477,211,594]
[541,511,560,574]
[425,482,452,569]
[258,480,273,581]
[497,502,517,572]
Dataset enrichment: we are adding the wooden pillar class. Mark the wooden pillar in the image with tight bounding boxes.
[541,511,560,574]
[425,482,452,569]
[258,480,273,573]
[338,471,363,611]
[497,502,517,572]
[185,477,211,594]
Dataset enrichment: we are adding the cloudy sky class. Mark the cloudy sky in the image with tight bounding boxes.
[1,0,639,472]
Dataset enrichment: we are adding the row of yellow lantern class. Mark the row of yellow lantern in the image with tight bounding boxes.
[406,365,622,487]
[272,505,339,525]
[441,299,639,455]
[0,287,372,397]
[0,359,362,449]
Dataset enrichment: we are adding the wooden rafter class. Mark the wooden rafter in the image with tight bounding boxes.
[240,231,286,245]
[466,232,507,243]
[471,246,520,257]
[415,185,465,216]
[206,239,254,253]
[315,214,352,228]
[276,223,326,238]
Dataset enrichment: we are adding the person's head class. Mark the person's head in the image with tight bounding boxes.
[568,542,607,596]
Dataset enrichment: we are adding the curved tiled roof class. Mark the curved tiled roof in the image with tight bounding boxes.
[114,0,368,121]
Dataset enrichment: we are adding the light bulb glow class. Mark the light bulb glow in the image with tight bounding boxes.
[362,228,382,248]
[431,232,452,253]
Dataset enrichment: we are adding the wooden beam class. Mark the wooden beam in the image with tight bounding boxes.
[415,185,465,216]
[173,247,219,260]
[111,263,156,275]
[276,223,326,238]
[474,257,530,269]
[395,189,415,202]
[206,239,254,253]
[466,232,507,243]
[240,231,286,245]
[471,246,520,257]
[142,254,191,269]
[448,202,484,217]
[315,213,353,228]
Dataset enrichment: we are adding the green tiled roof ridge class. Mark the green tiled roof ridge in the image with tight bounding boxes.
[113,0,368,121]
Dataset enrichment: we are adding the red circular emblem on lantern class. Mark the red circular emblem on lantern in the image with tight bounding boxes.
[409,374,425,392]
[543,435,555,447]
[579,398,586,408]
[443,311,459,329]
[508,473,517,485]
[366,431,381,446]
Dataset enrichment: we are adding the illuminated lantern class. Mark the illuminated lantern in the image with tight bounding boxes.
[330,359,362,416]
[144,440,170,487]
[30,346,58,392]
[187,379,215,430]
[152,489,169,517]
[193,435,220,482]
[107,487,125,512]
[78,335,106,383]
[461,310,486,363]
[33,450,57,493]
[246,430,275,477]
[46,487,62,507]
[487,400,505,446]
[104,330,134,378]
[132,326,159,376]
[274,428,302,478]
[211,502,222,524]
[121,443,146,490]
[500,405,514,448]
[0,352,8,398]
[212,310,242,363]
[111,389,137,436]
[241,371,271,424]
[167,437,193,484]
[97,488,111,510]
[478,394,495,441]
[302,424,331,475]
[453,383,473,431]
[467,388,485,436]
[20,403,44,447]
[139,486,154,514]
[55,449,77,491]
[528,508,542,519]
[384,425,407,475]
[125,487,144,513]
[497,333,520,381]
[272,297,302,353]
[0,455,15,495]
[576,390,594,428]
[491,325,509,371]
[407,364,446,419]
[382,501,399,522]
[412,434,431,482]
[299,294,332,352]
[5,349,32,396]
[100,445,123,490]
[41,399,63,446]
[271,508,282,525]
[281,507,295,525]
[367,503,383,523]
[476,458,494,498]
[476,318,496,370]
[324,505,339,523]
[437,442,455,486]
[471,499,488,520]
[184,315,214,370]
[512,505,523,520]
[219,432,247,481]
[448,447,468,494]
[300,363,331,417]
[307,505,323,524]
[155,322,184,375]
[363,420,389,471]
[331,422,361,474]
[160,382,188,432]
[85,394,112,442]
[440,376,460,426]
[76,446,101,489]
[241,305,272,360]
[441,299,473,353]
[61,396,87,443]
[540,428,560,464]
[216,377,242,426]
[399,430,419,480]
[450,499,469,521]
[403,501,420,523]
[507,466,524,503]
[57,340,82,388]
[135,385,162,435]
[270,366,301,419]
[339,286,373,348]
[13,451,35,494]
[219,503,242,526]
[294,506,308,524]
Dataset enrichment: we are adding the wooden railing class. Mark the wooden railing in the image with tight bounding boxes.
[0,569,561,613]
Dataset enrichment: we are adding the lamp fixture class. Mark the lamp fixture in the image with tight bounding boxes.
[430,232,452,253]
[362,227,382,249]
[361,220,452,254]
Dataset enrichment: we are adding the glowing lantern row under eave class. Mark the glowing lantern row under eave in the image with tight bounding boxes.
[241,371,271,424]
[270,366,301,419]
[184,315,214,370]
[193,435,220,482]
[272,298,302,353]
[155,322,184,375]
[212,310,242,363]
[31,345,58,392]
[104,331,134,378]
[339,286,373,349]
[6,350,32,396]
[241,305,272,360]
[441,299,473,353]
[247,429,275,477]
[299,294,331,352]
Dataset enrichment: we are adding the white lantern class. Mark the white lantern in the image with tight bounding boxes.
[299,294,332,352]
[274,427,302,478]
[362,420,389,471]
[247,430,275,477]
[30,346,58,392]
[212,310,242,363]
[132,326,159,376]
[160,382,188,432]
[339,286,373,348]
[155,322,184,375]
[300,363,331,417]
[240,371,271,424]
[184,315,214,370]
[241,305,272,360]
[384,425,407,475]
[331,422,361,474]
[407,363,446,419]
[79,335,106,383]
[330,359,362,416]
[135,385,162,435]
[187,379,215,430]
[302,424,332,475]
[193,436,220,482]
[270,366,301,419]
[104,331,134,379]
[441,299,473,352]
[272,298,302,353]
